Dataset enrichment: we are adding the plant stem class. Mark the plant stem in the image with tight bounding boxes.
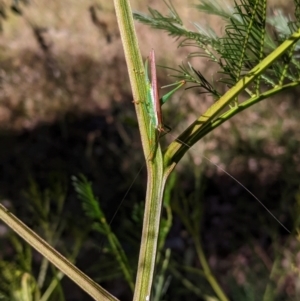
[113,1,166,300]
[194,239,229,301]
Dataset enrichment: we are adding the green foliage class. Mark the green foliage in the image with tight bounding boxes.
[0,176,82,301]
[134,0,300,102]
[72,175,105,230]
[72,175,135,291]
[0,239,38,301]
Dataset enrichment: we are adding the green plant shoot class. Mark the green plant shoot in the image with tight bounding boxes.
[144,49,185,157]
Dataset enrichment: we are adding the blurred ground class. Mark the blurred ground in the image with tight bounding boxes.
[0,0,299,300]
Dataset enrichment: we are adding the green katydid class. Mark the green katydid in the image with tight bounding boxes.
[107,50,186,225]
[144,49,185,158]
